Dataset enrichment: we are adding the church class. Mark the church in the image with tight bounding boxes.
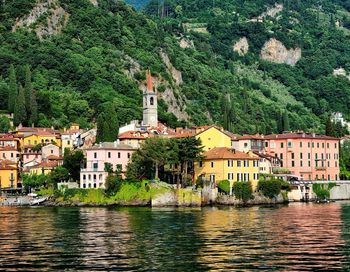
[118,70,173,138]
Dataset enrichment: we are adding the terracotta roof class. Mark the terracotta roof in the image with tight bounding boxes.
[0,146,17,151]
[0,160,17,170]
[204,147,258,160]
[235,134,265,140]
[32,161,58,168]
[46,155,63,160]
[265,132,339,141]
[118,131,153,140]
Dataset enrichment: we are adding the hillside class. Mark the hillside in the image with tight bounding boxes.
[0,0,350,134]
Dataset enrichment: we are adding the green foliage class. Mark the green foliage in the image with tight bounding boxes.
[8,65,17,113]
[22,174,47,189]
[0,116,11,133]
[105,173,123,195]
[63,149,85,181]
[257,178,290,199]
[13,84,27,126]
[218,180,230,194]
[341,140,350,180]
[312,183,337,201]
[232,181,253,204]
[96,103,119,143]
[48,166,70,187]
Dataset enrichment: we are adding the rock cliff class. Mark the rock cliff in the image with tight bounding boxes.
[233,37,249,56]
[260,38,301,66]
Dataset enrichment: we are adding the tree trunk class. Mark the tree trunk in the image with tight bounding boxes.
[155,162,159,180]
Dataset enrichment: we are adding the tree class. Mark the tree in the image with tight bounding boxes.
[63,150,86,181]
[24,65,32,116]
[13,84,27,126]
[0,116,11,133]
[96,103,119,142]
[30,89,38,125]
[283,111,290,132]
[232,181,253,204]
[48,166,70,188]
[325,115,335,136]
[8,65,17,113]
[0,79,9,110]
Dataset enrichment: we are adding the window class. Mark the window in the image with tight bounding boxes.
[228,160,233,167]
[244,143,248,148]
[211,162,214,168]
[118,152,121,158]
[253,160,258,167]
[83,184,86,188]
[128,153,131,159]
[300,142,302,148]
[93,163,98,170]
[312,143,314,148]
[308,161,311,167]
[237,160,241,167]
[300,161,303,167]
[336,161,338,167]
[291,161,295,167]
[88,184,91,188]
[328,161,330,167]
[210,174,215,183]
[228,173,234,180]
[308,142,310,148]
[244,160,249,167]
[300,153,303,159]
[328,175,330,181]
[108,152,111,158]
[83,175,86,180]
[288,142,292,148]
[94,152,97,159]
[336,174,338,180]
[281,143,284,148]
[308,153,311,160]
[11,153,13,158]
[94,183,97,188]
[317,143,319,148]
[51,150,53,154]
[237,173,242,181]
[280,153,283,160]
[327,143,330,149]
[291,153,295,159]
[68,140,70,145]
[315,153,318,160]
[150,97,154,106]
[34,140,37,145]
[322,143,324,148]
[93,174,96,181]
[199,161,203,167]
[335,143,337,149]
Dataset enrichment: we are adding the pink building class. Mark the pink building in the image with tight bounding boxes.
[80,142,135,189]
[265,132,340,181]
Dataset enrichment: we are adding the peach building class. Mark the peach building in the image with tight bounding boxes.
[80,142,135,189]
[265,132,340,181]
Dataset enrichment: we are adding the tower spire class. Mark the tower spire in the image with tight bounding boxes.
[147,69,153,92]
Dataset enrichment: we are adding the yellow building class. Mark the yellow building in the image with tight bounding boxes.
[194,147,260,189]
[29,161,58,175]
[14,127,62,150]
[195,126,233,151]
[0,161,18,189]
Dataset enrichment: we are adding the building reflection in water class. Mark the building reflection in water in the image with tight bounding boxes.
[198,203,346,271]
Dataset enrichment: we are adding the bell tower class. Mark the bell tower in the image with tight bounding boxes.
[143,70,158,127]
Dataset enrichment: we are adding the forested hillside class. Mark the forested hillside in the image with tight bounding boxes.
[0,0,350,134]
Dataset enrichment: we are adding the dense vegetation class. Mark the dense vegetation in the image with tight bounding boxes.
[0,0,350,134]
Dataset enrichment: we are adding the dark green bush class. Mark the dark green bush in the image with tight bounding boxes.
[218,180,230,194]
[232,181,253,204]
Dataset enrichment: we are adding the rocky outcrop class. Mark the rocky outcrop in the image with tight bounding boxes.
[89,0,98,7]
[12,0,69,40]
[333,67,350,81]
[160,50,183,86]
[233,37,249,56]
[260,38,301,66]
[249,3,283,22]
[178,37,194,49]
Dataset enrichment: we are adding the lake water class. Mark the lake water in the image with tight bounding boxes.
[1,203,350,271]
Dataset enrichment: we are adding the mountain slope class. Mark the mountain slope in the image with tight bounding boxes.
[0,0,349,134]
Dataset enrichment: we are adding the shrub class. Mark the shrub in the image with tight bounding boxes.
[105,174,123,195]
[312,183,337,201]
[218,180,230,194]
[196,176,204,188]
[232,181,253,204]
[258,179,282,199]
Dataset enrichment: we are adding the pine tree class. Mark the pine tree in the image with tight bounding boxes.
[8,65,17,113]
[325,116,335,136]
[13,84,27,126]
[283,111,290,132]
[277,111,283,133]
[30,89,38,125]
[24,65,32,116]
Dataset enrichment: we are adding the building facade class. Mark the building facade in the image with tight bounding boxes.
[194,147,260,189]
[80,142,135,189]
[265,132,340,181]
[143,70,158,127]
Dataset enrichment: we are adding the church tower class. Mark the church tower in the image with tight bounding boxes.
[143,70,158,127]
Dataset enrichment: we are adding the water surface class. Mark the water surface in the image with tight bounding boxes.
[1,203,350,271]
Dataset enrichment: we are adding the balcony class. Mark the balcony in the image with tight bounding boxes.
[315,166,327,171]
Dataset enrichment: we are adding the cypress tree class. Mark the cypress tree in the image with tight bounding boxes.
[325,116,335,136]
[283,111,290,132]
[13,84,27,126]
[30,89,38,125]
[24,65,32,115]
[8,65,17,113]
[96,113,105,143]
[277,111,283,133]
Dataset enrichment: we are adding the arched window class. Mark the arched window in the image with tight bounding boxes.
[150,97,154,106]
